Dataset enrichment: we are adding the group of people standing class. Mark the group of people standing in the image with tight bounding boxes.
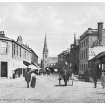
[23,61,105,89]
[24,68,37,88]
[58,61,74,86]
[92,63,105,88]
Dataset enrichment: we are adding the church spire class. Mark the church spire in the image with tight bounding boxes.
[74,33,76,45]
[42,33,48,70]
[43,34,48,53]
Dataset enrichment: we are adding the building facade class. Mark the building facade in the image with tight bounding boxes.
[47,57,58,67]
[79,22,105,78]
[30,49,38,65]
[58,49,70,70]
[0,31,37,78]
[70,34,79,74]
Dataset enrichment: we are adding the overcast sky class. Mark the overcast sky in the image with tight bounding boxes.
[0,2,105,61]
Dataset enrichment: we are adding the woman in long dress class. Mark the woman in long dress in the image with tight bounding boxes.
[101,71,105,89]
[30,71,36,88]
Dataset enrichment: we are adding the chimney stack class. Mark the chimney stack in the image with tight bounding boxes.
[0,31,5,37]
[98,22,103,45]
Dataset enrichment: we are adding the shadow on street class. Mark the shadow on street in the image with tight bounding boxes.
[55,84,73,87]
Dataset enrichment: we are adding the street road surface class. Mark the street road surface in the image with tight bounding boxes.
[0,75,105,103]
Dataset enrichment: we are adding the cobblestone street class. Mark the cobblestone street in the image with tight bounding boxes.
[0,75,105,103]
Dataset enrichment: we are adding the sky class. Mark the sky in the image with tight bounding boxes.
[0,2,105,61]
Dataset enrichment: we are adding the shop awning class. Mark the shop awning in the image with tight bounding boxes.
[28,64,38,69]
[23,61,30,66]
[89,51,105,62]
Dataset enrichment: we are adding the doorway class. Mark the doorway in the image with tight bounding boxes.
[1,62,8,77]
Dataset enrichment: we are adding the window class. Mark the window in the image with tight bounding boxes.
[12,43,14,57]
[20,47,21,57]
[85,40,86,47]
[83,41,85,47]
[15,44,17,56]
[14,43,15,55]
[86,38,88,46]
[18,46,20,57]
[83,50,85,59]
[84,40,85,47]
[85,64,86,71]
[17,44,18,56]
[81,52,82,59]
[25,50,26,59]
[84,64,85,71]
[86,48,88,58]
[86,64,88,71]
[83,50,84,59]
[87,64,88,70]
[81,64,82,71]
[0,41,8,55]
[81,42,82,48]
[82,51,83,59]
[82,64,83,71]
[80,43,82,48]
[80,64,81,71]
[84,50,86,59]
[85,49,87,59]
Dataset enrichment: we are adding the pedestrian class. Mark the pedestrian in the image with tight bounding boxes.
[58,73,62,85]
[12,71,16,79]
[92,64,99,88]
[24,68,31,88]
[101,71,105,89]
[94,78,97,88]
[71,73,74,86]
[30,71,36,88]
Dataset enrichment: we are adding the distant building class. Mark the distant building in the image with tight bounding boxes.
[47,57,58,67]
[70,34,79,74]
[58,49,70,69]
[42,35,48,70]
[79,22,105,78]
[30,49,38,65]
[0,31,38,78]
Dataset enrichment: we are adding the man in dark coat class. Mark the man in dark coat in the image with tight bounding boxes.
[24,69,31,88]
[92,63,101,88]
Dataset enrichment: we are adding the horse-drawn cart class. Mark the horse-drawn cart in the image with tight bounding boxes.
[58,63,74,86]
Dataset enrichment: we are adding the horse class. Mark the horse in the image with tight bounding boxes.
[58,68,73,86]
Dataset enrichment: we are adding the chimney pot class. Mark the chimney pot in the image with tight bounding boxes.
[98,22,103,44]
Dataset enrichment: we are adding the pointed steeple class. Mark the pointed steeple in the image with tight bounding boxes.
[43,33,48,53]
[74,33,76,45]
[42,33,48,70]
